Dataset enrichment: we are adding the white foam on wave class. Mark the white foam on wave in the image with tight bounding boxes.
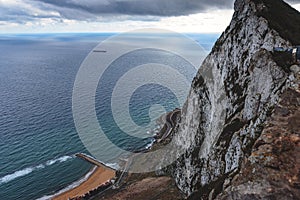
[106,162,120,169]
[36,160,119,200]
[36,166,97,200]
[45,155,73,166]
[145,138,155,150]
[0,155,74,185]
[0,167,34,184]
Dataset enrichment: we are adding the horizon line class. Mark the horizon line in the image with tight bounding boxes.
[0,31,222,35]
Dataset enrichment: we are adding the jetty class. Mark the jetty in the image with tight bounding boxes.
[75,153,116,171]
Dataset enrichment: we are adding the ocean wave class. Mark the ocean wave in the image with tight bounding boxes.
[0,167,34,184]
[45,155,73,166]
[36,166,97,200]
[0,155,74,185]
[36,160,119,200]
[145,138,155,150]
[106,162,120,169]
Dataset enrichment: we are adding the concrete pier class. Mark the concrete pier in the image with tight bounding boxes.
[75,153,116,171]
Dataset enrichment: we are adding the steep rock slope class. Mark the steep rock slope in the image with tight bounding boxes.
[172,0,300,198]
[216,87,300,199]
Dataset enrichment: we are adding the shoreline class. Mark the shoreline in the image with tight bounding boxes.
[50,109,180,200]
[52,166,115,200]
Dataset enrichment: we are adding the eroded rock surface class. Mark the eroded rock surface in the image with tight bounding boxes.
[170,0,300,199]
[217,87,300,200]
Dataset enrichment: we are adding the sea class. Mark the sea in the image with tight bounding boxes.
[0,32,219,200]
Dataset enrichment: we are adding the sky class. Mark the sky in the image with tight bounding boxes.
[0,0,300,33]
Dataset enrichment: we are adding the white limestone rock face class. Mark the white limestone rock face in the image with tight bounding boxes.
[171,0,294,197]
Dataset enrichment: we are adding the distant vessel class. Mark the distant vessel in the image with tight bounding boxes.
[93,50,107,53]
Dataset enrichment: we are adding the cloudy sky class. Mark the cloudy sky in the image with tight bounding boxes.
[0,0,300,33]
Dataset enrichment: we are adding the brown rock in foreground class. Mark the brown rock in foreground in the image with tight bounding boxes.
[217,88,300,200]
[96,176,185,200]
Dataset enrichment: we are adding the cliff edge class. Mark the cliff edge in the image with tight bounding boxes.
[171,0,300,199]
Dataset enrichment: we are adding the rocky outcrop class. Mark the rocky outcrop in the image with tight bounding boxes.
[216,86,300,200]
[171,0,300,199]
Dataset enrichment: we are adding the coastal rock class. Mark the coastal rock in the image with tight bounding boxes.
[216,88,300,200]
[290,65,300,74]
[170,0,300,198]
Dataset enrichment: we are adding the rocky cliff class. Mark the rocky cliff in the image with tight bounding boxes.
[172,0,300,199]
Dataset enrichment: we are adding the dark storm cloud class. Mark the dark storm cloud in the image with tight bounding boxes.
[32,0,300,20]
[1,0,299,24]
[34,0,234,17]
[0,1,61,24]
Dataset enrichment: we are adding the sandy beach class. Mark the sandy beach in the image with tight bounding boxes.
[52,166,115,200]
